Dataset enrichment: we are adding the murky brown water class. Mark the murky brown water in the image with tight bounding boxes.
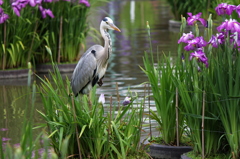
[0,0,179,144]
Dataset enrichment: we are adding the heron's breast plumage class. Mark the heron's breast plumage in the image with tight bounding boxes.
[97,64,107,79]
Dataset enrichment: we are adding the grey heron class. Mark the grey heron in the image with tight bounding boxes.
[71,17,121,97]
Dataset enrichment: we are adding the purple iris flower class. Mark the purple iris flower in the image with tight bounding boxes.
[29,0,42,7]
[0,0,3,5]
[216,32,225,44]
[12,0,29,8]
[11,0,29,16]
[187,12,207,27]
[217,19,240,33]
[178,31,195,44]
[38,5,54,18]
[189,50,208,67]
[79,0,90,7]
[43,0,52,2]
[122,97,131,106]
[208,35,218,48]
[184,36,207,51]
[208,32,227,48]
[198,36,208,47]
[230,33,236,45]
[12,5,21,16]
[0,8,9,24]
[215,3,236,16]
[236,5,240,18]
[235,32,240,47]
[230,32,240,47]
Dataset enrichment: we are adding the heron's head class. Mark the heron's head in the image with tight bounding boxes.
[101,17,121,32]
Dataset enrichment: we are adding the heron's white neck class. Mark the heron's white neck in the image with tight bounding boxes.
[100,28,112,64]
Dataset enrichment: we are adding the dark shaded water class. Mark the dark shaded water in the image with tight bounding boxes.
[0,0,179,144]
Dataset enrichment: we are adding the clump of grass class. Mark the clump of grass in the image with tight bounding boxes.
[141,22,185,146]
[185,151,228,159]
[175,3,240,157]
[149,136,192,147]
[173,15,224,157]
[36,46,148,158]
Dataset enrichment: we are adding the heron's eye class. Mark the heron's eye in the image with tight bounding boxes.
[106,22,109,25]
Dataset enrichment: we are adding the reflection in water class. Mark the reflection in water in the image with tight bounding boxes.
[1,85,30,144]
[0,0,179,144]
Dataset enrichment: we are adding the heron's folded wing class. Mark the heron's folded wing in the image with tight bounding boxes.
[71,51,97,95]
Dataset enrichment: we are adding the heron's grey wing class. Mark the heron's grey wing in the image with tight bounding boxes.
[71,50,97,95]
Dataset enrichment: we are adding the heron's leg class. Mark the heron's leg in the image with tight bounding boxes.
[97,76,104,87]
[97,80,103,86]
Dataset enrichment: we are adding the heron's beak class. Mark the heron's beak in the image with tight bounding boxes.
[110,23,121,32]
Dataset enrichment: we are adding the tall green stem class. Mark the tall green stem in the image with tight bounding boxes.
[27,21,38,64]
[2,22,6,70]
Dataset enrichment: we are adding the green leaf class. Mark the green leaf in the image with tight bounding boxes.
[79,125,87,138]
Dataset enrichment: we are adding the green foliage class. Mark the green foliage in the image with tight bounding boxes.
[37,48,147,158]
[206,30,240,159]
[185,150,228,159]
[172,58,223,156]
[142,53,184,144]
[0,0,100,70]
[149,135,192,146]
[0,2,45,70]
[141,23,185,145]
[166,0,217,21]
[39,1,91,63]
[176,9,240,157]
[174,15,225,157]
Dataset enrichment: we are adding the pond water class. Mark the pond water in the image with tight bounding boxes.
[0,0,179,145]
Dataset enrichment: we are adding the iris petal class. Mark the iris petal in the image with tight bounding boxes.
[178,32,195,44]
[187,12,207,27]
[215,3,236,16]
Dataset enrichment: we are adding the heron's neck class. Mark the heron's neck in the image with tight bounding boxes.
[100,28,112,63]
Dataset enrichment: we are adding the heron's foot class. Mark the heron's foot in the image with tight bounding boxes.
[97,79,103,87]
